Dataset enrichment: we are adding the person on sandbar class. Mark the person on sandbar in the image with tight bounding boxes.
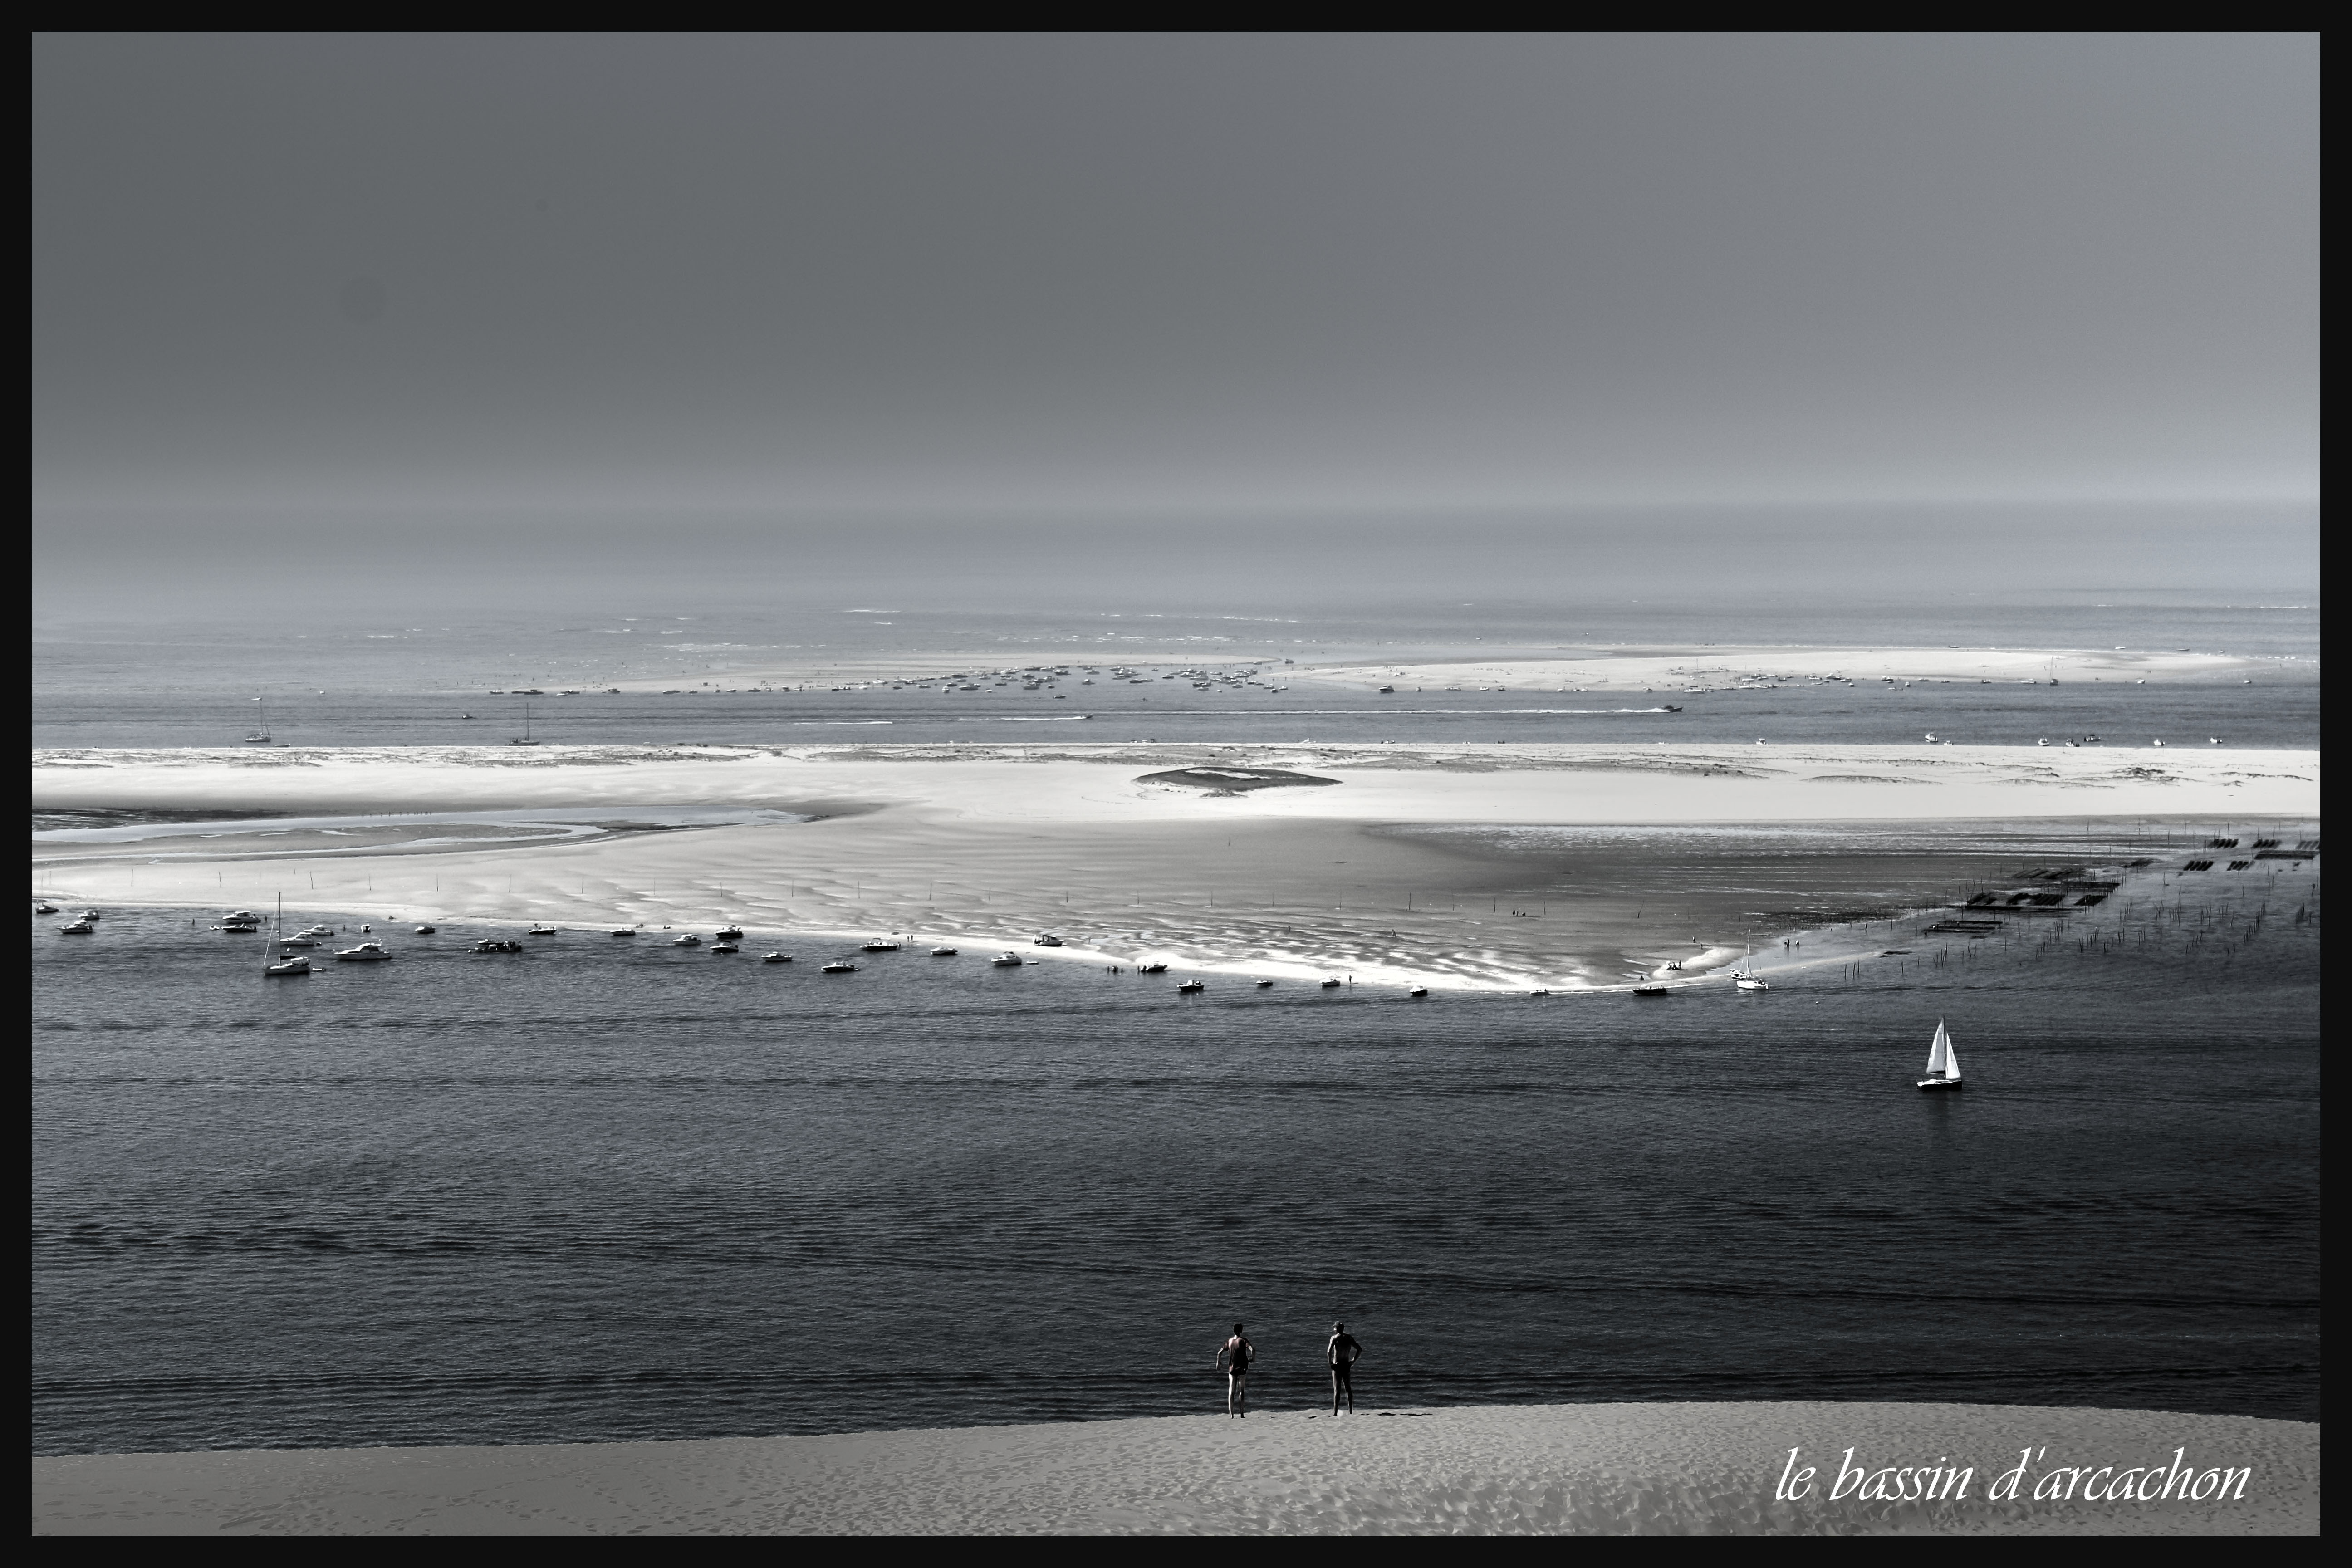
[1327,1322,1362,1415]
[1215,1323,1254,1417]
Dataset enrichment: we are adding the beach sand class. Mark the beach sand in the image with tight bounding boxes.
[30,1401,2318,1535]
[32,743,2318,989]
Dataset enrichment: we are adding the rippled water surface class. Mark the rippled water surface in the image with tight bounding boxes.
[32,889,2319,1452]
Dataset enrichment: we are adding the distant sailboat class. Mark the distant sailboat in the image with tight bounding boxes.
[1916,1019,1964,1091]
[511,701,540,746]
[245,696,273,745]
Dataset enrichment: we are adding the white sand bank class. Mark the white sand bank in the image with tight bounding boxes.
[1308,644,2302,692]
[31,745,2319,989]
[30,1402,2317,1535]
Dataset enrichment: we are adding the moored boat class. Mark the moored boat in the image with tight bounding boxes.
[762,951,793,963]
[821,960,858,974]
[671,934,702,947]
[930,946,959,956]
[335,941,392,962]
[1176,980,1205,993]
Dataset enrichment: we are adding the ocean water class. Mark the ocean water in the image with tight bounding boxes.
[32,876,2319,1454]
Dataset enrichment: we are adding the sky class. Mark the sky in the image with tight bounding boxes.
[31,33,2318,522]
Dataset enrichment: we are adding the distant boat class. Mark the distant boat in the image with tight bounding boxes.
[1033,933,1065,947]
[472,938,524,953]
[1633,981,1669,996]
[670,934,701,947]
[34,902,57,914]
[1407,985,1428,998]
[1176,980,1205,993]
[1916,1019,1965,1091]
[1138,962,1168,975]
[762,951,793,963]
[863,938,902,952]
[528,924,558,936]
[59,919,96,934]
[1735,975,1772,992]
[991,952,1025,967]
[1529,988,1551,997]
[295,925,336,938]
[213,917,260,933]
[510,702,539,745]
[1320,978,1343,989]
[265,955,311,976]
[1730,930,1770,989]
[821,960,858,974]
[1256,978,1274,988]
[711,942,739,954]
[277,935,319,948]
[1377,685,1395,694]
[610,926,637,936]
[715,925,744,941]
[413,924,436,935]
[245,696,273,745]
[931,946,959,956]
[335,941,392,962]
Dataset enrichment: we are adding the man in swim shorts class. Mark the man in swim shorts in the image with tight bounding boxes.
[1327,1322,1362,1415]
[1216,1323,1254,1417]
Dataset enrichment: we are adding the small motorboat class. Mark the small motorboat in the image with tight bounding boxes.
[711,942,740,954]
[1735,976,1771,992]
[1033,933,1065,947]
[335,942,392,962]
[1176,980,1206,993]
[59,919,96,935]
[214,919,260,933]
[1633,982,1669,997]
[610,926,637,936]
[1529,989,1551,997]
[715,926,745,941]
[77,909,103,921]
[991,952,1025,967]
[1377,684,1395,693]
[862,938,902,953]
[413,924,437,935]
[1255,979,1274,988]
[1138,962,1168,975]
[265,956,311,976]
[930,946,959,957]
[34,902,57,914]
[1320,978,1343,989]
[1407,985,1429,998]
[225,911,260,922]
[527,924,558,936]
[671,934,702,947]
[821,960,858,974]
[296,925,335,939]
[278,935,319,949]
[1916,1019,1965,1091]
[761,951,793,964]
[473,938,524,953]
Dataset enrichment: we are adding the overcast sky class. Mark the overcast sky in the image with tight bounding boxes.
[31,33,2318,517]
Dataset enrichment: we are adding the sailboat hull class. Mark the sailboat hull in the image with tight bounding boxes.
[1916,1077,1964,1091]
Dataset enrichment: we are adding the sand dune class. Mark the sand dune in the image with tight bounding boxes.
[30,1401,2318,1535]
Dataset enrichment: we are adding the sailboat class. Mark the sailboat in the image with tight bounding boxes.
[265,895,310,976]
[1916,1019,1964,1090]
[1732,930,1771,991]
[510,701,540,746]
[245,696,273,745]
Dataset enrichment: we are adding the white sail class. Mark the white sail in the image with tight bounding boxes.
[1942,1030,1961,1083]
[1925,1020,1949,1077]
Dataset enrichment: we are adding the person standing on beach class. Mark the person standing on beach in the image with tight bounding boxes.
[1327,1323,1362,1415]
[1215,1323,1254,1417]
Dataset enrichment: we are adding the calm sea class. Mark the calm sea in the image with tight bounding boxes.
[32,879,2318,1454]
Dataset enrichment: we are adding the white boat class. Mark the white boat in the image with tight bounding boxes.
[1256,979,1274,988]
[1916,1019,1965,1091]
[762,951,793,964]
[59,919,96,935]
[1735,976,1771,991]
[277,935,319,948]
[1176,980,1205,993]
[991,952,1025,967]
[335,941,392,962]
[413,924,436,935]
[528,924,558,936]
[1033,933,1065,947]
[863,938,902,952]
[1730,930,1770,990]
[296,925,336,939]
[34,902,56,914]
[213,919,260,933]
[265,956,311,976]
[473,938,524,953]
[821,960,858,974]
[671,934,702,947]
[1407,985,1429,998]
